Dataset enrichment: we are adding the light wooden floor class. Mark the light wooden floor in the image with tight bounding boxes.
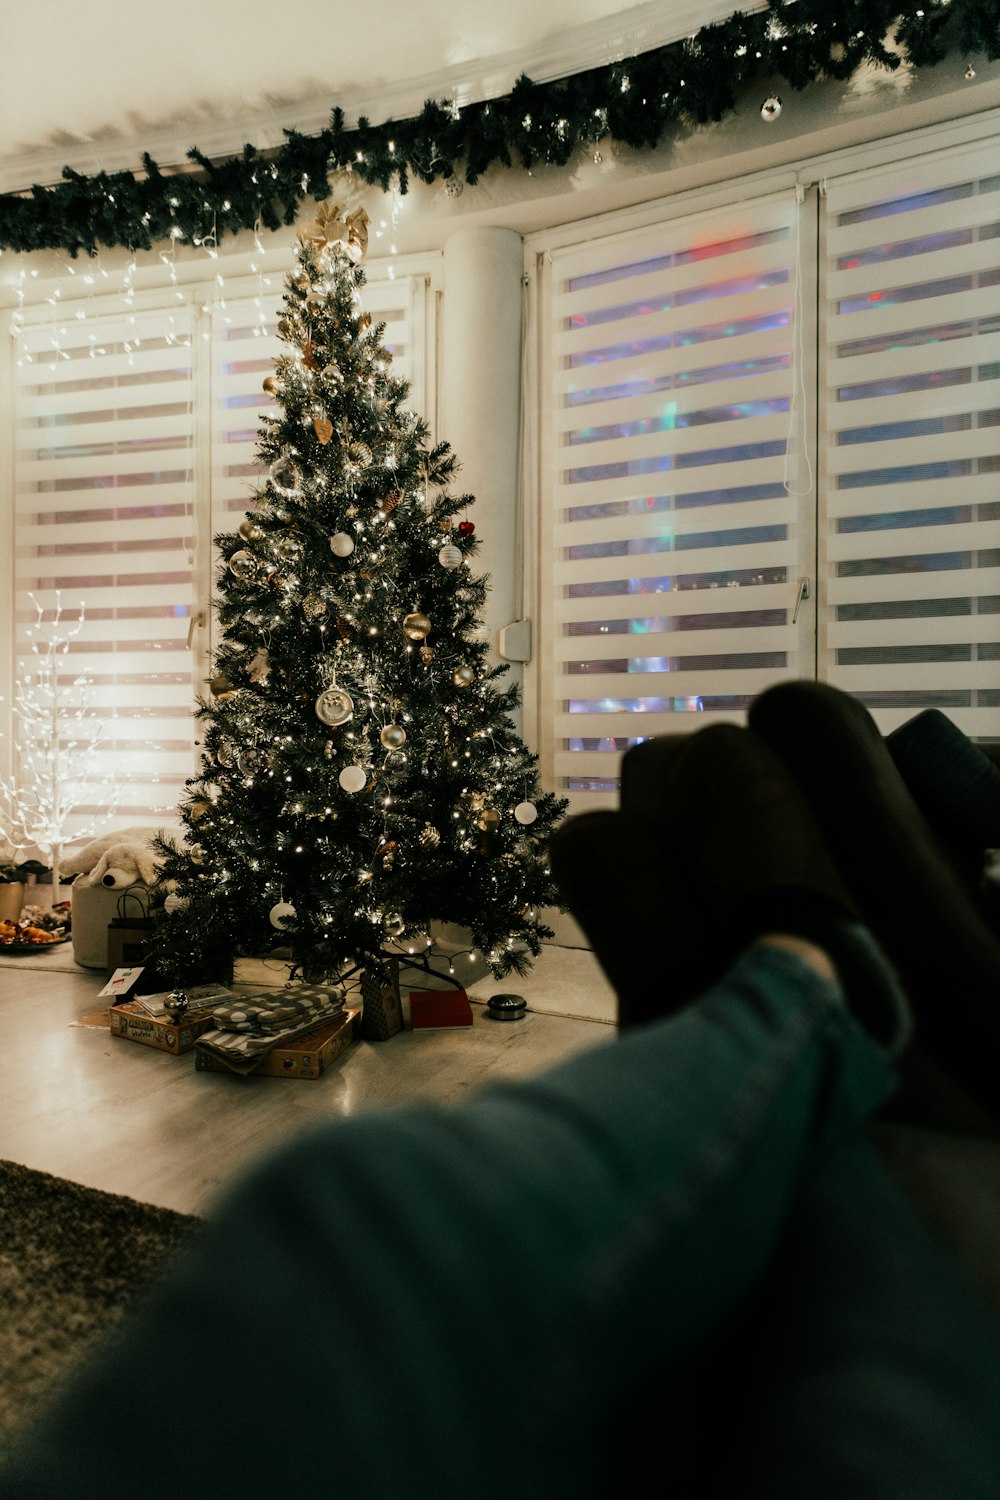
[0,948,614,1217]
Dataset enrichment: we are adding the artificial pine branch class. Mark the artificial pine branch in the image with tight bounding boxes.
[1,0,994,255]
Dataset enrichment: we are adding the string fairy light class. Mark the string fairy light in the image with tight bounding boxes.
[0,593,124,902]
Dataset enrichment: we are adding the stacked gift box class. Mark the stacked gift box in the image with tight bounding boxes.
[194,985,356,1079]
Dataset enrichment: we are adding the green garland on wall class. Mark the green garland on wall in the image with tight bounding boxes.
[1,0,997,257]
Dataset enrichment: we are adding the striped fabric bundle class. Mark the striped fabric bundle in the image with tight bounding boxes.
[211,985,347,1036]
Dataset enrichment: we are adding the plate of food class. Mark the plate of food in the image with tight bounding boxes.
[0,918,70,952]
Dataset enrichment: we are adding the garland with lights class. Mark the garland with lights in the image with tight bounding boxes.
[1,0,997,257]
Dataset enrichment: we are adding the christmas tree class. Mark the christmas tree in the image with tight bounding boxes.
[154,202,565,988]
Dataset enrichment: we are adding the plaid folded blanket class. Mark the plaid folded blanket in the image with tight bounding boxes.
[211,985,347,1035]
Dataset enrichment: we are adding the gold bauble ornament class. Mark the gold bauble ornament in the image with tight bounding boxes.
[453,665,474,688]
[419,645,434,664]
[262,375,279,397]
[375,838,398,870]
[238,519,263,543]
[209,674,237,702]
[380,724,407,751]
[402,611,432,640]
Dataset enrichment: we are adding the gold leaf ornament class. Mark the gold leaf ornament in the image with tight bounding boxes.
[313,416,334,445]
[296,202,370,263]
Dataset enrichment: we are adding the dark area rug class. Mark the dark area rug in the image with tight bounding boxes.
[0,1159,200,1439]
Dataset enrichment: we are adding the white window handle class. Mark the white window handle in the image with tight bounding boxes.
[186,610,206,649]
[792,576,811,624]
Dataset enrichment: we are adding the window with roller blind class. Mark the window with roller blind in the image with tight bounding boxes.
[10,263,437,841]
[12,307,199,836]
[820,139,1000,741]
[534,191,814,808]
[531,133,1000,811]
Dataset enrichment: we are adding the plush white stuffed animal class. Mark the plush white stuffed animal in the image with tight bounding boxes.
[64,827,180,889]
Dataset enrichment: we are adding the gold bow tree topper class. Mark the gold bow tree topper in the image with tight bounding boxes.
[296,202,369,263]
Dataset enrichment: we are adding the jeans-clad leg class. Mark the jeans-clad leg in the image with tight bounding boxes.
[4,944,983,1500]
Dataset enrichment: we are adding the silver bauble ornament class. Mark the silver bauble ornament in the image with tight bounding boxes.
[275,535,303,562]
[228,549,258,581]
[383,749,408,777]
[438,544,462,569]
[383,911,405,936]
[443,174,465,199]
[269,899,297,929]
[163,990,189,1020]
[189,843,205,865]
[380,724,407,750]
[761,96,782,122]
[315,687,355,726]
[330,531,355,557]
[215,742,235,768]
[270,454,301,495]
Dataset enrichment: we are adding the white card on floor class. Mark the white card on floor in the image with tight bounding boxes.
[98,967,145,998]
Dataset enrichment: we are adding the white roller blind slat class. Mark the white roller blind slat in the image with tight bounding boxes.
[821,140,1000,733]
[539,191,808,808]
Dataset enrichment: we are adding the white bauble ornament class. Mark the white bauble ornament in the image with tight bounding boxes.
[163,891,187,913]
[339,764,367,793]
[760,95,782,122]
[269,900,297,929]
[330,532,355,558]
[514,801,539,825]
[438,544,462,569]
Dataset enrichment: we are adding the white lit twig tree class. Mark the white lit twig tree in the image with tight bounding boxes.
[0,595,122,902]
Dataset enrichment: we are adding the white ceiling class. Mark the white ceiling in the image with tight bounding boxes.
[0,0,741,191]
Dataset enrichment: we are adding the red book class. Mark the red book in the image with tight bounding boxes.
[409,989,473,1029]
